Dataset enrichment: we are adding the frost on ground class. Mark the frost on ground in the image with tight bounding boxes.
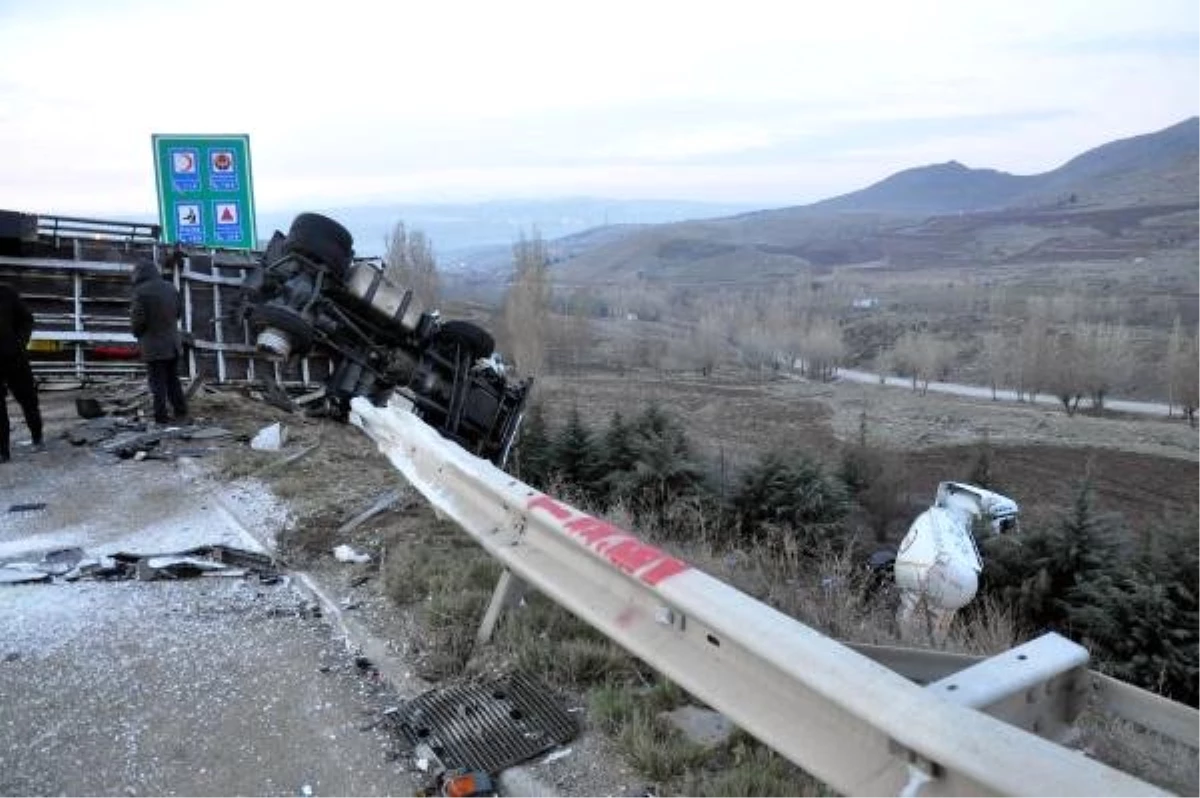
[0,579,418,797]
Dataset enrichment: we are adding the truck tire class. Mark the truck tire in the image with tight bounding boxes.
[250,304,316,355]
[284,213,353,276]
[438,320,494,359]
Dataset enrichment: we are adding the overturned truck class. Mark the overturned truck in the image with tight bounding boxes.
[238,213,530,467]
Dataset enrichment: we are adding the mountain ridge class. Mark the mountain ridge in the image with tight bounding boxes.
[543,117,1198,287]
[795,116,1198,215]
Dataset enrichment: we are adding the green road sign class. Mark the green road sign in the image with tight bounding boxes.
[152,134,257,249]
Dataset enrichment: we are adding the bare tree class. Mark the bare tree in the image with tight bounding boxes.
[912,333,956,395]
[798,316,845,381]
[891,330,954,394]
[691,312,727,376]
[549,289,593,373]
[501,229,552,376]
[890,331,921,390]
[1078,321,1133,410]
[383,221,439,309]
[1168,326,1199,427]
[979,330,1009,400]
[1178,348,1199,429]
[1016,299,1051,402]
[1046,330,1086,415]
[1165,316,1184,416]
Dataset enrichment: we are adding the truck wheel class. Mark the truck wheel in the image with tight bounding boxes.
[284,213,353,276]
[438,320,495,359]
[250,305,316,355]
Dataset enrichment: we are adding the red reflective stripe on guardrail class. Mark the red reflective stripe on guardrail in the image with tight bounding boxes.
[527,494,688,586]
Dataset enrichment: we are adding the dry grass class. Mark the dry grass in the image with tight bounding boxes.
[376,517,501,679]
[616,712,709,784]
[488,594,641,686]
[1076,710,1199,796]
[680,732,831,798]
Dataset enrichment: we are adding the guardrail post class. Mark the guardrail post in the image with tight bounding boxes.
[477,568,526,644]
[927,633,1090,743]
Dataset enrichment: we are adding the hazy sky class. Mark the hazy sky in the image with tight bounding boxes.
[0,0,1196,217]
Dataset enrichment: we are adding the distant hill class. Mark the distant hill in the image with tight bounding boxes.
[547,118,1199,287]
[810,161,1028,214]
[808,117,1199,214]
[254,197,761,258]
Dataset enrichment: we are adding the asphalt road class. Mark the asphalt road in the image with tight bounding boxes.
[835,368,1173,416]
[0,432,420,797]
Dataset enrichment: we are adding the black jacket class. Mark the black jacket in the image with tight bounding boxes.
[130,262,182,361]
[0,282,34,360]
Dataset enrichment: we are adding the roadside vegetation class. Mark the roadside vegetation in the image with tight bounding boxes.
[361,390,1195,794]
[271,224,1196,794]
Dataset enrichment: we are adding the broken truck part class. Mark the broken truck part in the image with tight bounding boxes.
[892,481,1020,638]
[238,213,530,466]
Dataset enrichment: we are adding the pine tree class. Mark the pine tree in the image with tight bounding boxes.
[599,410,637,507]
[967,431,995,490]
[1102,518,1200,705]
[981,477,1130,635]
[621,404,707,534]
[514,403,552,488]
[551,405,600,496]
[732,450,849,550]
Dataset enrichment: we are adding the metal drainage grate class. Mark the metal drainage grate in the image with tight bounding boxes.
[390,670,579,774]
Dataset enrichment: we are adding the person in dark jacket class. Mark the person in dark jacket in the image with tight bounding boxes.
[0,282,44,463]
[131,260,189,425]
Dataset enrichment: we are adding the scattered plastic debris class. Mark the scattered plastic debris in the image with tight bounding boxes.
[0,545,278,586]
[0,566,52,585]
[333,544,371,564]
[251,422,288,451]
[540,747,573,765]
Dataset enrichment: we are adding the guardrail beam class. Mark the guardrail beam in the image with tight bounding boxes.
[927,633,1089,743]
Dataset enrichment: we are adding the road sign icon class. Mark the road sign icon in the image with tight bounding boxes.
[213,200,242,243]
[169,147,201,192]
[216,202,239,224]
[211,150,235,172]
[209,147,240,191]
[175,202,203,244]
[171,150,197,174]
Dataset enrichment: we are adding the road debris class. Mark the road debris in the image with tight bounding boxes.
[337,490,404,534]
[0,545,278,586]
[251,422,288,451]
[251,443,321,478]
[0,566,52,585]
[539,747,573,765]
[63,415,233,461]
[333,545,371,564]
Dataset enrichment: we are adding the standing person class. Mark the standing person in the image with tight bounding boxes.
[0,282,44,463]
[130,260,188,425]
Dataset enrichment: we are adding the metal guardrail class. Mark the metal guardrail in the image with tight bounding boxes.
[846,642,1199,750]
[349,396,1179,797]
[37,213,161,245]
